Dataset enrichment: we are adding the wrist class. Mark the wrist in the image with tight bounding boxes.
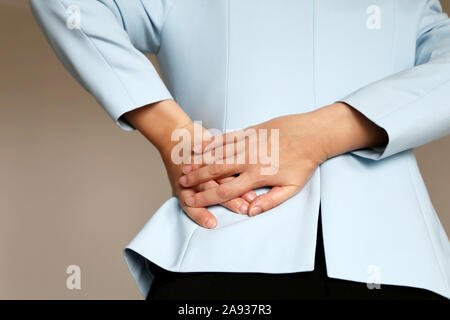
[124,99,193,155]
[310,102,388,160]
[158,121,194,161]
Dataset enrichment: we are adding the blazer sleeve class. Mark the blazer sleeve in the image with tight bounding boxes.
[339,0,450,160]
[29,0,174,130]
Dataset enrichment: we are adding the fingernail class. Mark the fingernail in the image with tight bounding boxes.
[247,192,256,201]
[193,144,202,154]
[206,219,216,229]
[249,206,262,216]
[239,203,249,214]
[179,176,187,186]
[183,165,192,174]
[185,196,195,206]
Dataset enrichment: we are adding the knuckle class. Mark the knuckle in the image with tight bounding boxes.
[194,193,205,206]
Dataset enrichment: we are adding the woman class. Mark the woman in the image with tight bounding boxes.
[30,0,450,300]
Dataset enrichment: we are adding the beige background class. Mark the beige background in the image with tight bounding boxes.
[0,0,449,300]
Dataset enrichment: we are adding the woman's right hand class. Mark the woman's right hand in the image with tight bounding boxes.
[124,99,255,229]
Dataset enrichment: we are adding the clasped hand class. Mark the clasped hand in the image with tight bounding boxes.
[178,112,330,227]
[144,101,387,230]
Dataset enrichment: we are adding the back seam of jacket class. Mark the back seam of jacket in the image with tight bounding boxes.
[407,151,449,293]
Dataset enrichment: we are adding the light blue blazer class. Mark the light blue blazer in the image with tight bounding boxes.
[30,0,450,299]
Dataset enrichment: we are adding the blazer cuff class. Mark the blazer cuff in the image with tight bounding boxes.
[337,94,398,161]
[109,88,174,131]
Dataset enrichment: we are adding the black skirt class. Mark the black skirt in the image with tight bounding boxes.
[146,209,445,300]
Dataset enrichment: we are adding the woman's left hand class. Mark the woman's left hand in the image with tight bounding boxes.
[179,102,388,216]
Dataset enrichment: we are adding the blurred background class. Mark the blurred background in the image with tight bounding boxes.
[0,0,449,299]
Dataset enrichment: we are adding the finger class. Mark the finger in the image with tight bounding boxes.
[184,173,259,207]
[182,151,231,174]
[183,150,223,172]
[248,185,300,216]
[192,142,246,166]
[195,178,250,214]
[212,140,248,161]
[182,163,204,174]
[194,179,219,192]
[179,163,244,188]
[193,128,256,154]
[215,176,235,183]
[217,176,257,202]
[179,188,217,228]
[191,132,231,154]
[241,190,257,202]
[188,138,250,170]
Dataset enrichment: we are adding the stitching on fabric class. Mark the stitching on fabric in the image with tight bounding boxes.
[406,151,449,292]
